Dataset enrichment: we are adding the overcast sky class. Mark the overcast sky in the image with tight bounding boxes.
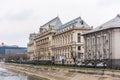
[0,0,120,47]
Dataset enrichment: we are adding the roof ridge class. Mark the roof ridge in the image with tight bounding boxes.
[42,16,61,27]
[61,16,81,27]
[98,14,120,28]
[84,14,120,34]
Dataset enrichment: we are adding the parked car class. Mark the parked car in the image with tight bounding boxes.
[96,62,107,68]
[86,63,94,67]
[77,62,86,67]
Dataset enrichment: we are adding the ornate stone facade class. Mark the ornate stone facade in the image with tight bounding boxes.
[52,27,91,64]
[30,16,92,64]
[35,26,55,61]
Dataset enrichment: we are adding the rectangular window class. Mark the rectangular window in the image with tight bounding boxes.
[78,46,81,50]
[78,53,83,58]
[78,33,81,42]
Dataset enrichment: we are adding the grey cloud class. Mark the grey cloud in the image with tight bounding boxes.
[3,10,33,21]
[97,0,120,6]
[0,32,28,46]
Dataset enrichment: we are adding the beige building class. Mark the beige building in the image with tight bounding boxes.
[34,17,62,62]
[52,17,92,64]
[31,16,92,64]
[83,14,120,69]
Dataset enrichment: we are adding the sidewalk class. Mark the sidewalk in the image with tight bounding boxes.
[1,63,120,80]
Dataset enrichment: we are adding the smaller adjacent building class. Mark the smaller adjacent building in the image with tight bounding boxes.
[27,33,37,60]
[83,14,120,69]
[0,45,27,56]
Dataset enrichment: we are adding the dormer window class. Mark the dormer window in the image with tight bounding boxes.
[117,14,120,18]
[99,26,103,29]
[80,20,84,25]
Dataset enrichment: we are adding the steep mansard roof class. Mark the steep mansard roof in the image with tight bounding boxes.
[40,16,90,32]
[41,16,62,30]
[57,17,90,31]
[84,14,120,34]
